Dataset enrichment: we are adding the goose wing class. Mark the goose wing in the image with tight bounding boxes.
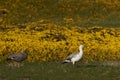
[65,52,78,60]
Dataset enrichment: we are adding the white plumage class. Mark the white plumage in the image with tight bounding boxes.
[62,45,84,65]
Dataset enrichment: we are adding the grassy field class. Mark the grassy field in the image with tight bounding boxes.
[0,0,120,27]
[0,1,120,80]
[1,61,120,80]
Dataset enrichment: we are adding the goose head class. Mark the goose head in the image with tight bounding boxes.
[79,45,84,51]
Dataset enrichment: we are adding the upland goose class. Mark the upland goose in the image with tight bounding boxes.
[62,45,84,65]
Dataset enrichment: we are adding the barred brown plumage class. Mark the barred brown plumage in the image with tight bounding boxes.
[7,50,28,67]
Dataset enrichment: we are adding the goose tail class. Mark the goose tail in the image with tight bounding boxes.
[62,59,71,64]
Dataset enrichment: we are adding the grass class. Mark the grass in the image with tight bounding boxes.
[0,1,120,79]
[0,0,120,27]
[1,61,120,80]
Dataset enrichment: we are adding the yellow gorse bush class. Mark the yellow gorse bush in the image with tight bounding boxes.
[0,21,120,62]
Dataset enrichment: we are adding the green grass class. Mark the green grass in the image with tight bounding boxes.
[0,1,120,79]
[1,62,120,80]
[0,0,120,27]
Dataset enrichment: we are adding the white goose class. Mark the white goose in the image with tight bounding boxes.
[62,45,84,65]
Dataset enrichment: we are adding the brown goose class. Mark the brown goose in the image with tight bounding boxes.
[7,50,28,67]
